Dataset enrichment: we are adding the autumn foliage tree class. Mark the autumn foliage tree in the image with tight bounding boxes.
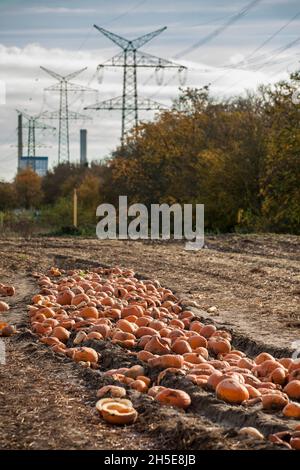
[259,76,300,233]
[102,87,267,231]
[14,168,42,209]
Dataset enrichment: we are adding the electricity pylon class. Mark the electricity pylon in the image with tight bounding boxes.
[16,109,56,159]
[40,67,95,163]
[85,25,187,147]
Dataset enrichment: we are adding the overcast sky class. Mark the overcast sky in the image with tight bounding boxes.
[0,0,300,181]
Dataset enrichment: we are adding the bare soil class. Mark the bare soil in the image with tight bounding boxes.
[0,234,299,450]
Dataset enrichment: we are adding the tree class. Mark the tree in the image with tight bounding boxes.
[14,168,42,209]
[0,181,17,211]
[260,77,300,233]
[42,163,86,204]
[102,87,267,231]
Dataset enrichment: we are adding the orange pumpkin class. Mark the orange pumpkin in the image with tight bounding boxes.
[194,346,209,360]
[216,379,249,404]
[278,358,293,369]
[136,350,154,362]
[33,323,52,336]
[138,335,153,349]
[136,375,151,387]
[51,344,67,354]
[148,386,166,398]
[245,384,261,399]
[187,335,207,350]
[121,305,144,318]
[130,379,148,393]
[135,316,151,327]
[116,319,137,335]
[154,354,184,369]
[71,293,90,306]
[270,367,287,386]
[37,307,55,318]
[125,365,145,379]
[288,360,300,373]
[290,436,300,450]
[189,321,204,334]
[136,326,158,338]
[255,352,275,365]
[199,324,217,339]
[252,360,283,378]
[125,315,138,323]
[113,331,136,342]
[148,320,165,331]
[283,380,300,400]
[183,353,206,365]
[96,398,137,425]
[39,336,60,346]
[190,364,216,376]
[56,290,74,305]
[155,388,191,409]
[79,306,99,319]
[169,319,185,329]
[159,327,172,338]
[97,385,126,399]
[144,336,171,355]
[91,324,111,338]
[237,357,254,370]
[179,311,195,320]
[51,326,70,343]
[73,346,98,363]
[0,324,16,337]
[172,339,192,355]
[208,337,231,355]
[282,402,300,419]
[261,392,288,410]
[0,301,9,312]
[86,331,103,341]
[186,374,208,386]
[207,370,223,390]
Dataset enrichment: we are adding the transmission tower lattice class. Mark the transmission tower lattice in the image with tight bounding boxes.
[40,67,95,163]
[16,109,56,160]
[85,25,187,147]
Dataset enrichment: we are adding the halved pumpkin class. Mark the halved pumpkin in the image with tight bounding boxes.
[95,398,138,425]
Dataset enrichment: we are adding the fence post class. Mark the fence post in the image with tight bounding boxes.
[73,189,78,228]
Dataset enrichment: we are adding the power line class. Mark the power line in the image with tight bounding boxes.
[210,14,300,89]
[142,0,262,91]
[241,12,299,67]
[101,0,148,27]
[189,13,239,29]
[217,37,300,96]
[174,0,263,59]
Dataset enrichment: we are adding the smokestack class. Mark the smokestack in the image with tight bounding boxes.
[18,113,23,172]
[80,129,87,166]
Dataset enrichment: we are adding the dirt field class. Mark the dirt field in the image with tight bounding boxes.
[0,234,299,450]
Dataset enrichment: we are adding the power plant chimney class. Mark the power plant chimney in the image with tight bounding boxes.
[80,129,87,166]
[17,113,23,172]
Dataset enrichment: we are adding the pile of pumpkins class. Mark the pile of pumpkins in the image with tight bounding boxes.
[0,283,16,337]
[0,282,15,314]
[27,266,300,435]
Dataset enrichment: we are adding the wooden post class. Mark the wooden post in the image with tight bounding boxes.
[73,188,78,228]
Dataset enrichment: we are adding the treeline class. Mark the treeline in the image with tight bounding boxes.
[1,73,300,234]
